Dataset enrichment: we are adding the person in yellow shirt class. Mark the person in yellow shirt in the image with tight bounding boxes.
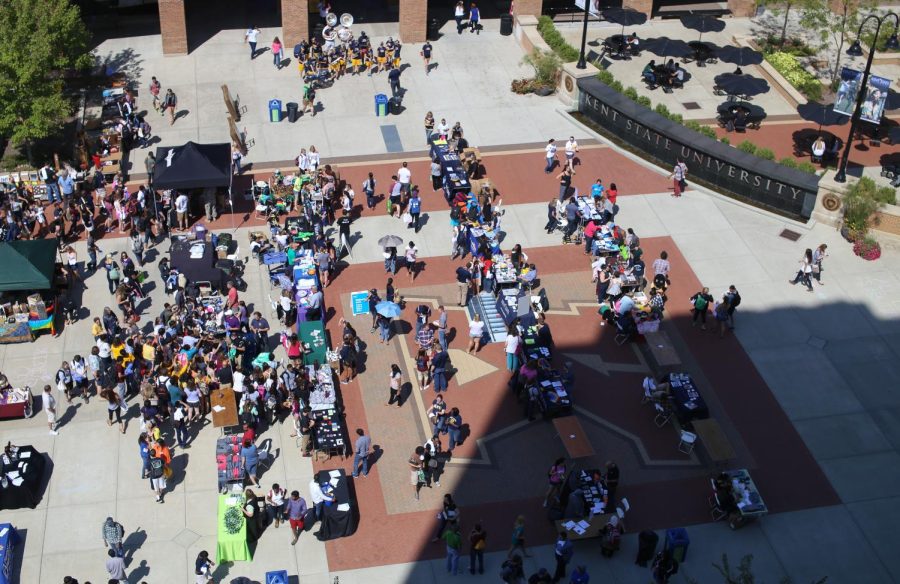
[91,317,104,340]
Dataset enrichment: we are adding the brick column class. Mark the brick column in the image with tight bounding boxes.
[513,0,543,17]
[158,0,188,55]
[622,0,652,17]
[282,0,310,48]
[399,0,426,43]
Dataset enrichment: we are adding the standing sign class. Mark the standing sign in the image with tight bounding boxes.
[834,67,863,117]
[351,291,370,316]
[860,74,891,124]
[574,0,602,17]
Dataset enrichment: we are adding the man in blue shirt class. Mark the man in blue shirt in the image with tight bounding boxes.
[591,179,604,199]
[285,490,308,545]
[240,440,260,487]
[553,532,574,582]
[564,197,580,239]
[58,173,76,201]
[431,348,449,392]
[455,265,471,306]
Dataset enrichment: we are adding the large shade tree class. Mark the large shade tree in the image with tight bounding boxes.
[0,0,91,162]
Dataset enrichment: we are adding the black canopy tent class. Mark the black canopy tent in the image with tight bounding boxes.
[152,142,231,190]
[0,239,58,292]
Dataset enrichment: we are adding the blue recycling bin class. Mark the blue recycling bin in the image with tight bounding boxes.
[268,99,283,122]
[265,571,289,584]
[375,93,388,117]
[664,527,690,563]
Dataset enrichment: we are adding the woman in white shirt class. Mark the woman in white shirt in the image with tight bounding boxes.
[454,1,466,33]
[387,363,403,407]
[505,326,521,372]
[266,483,287,528]
[297,148,309,174]
[308,146,320,172]
[467,314,485,354]
[789,248,814,292]
[405,242,418,282]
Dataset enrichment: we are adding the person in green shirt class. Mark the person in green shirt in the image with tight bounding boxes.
[442,521,461,576]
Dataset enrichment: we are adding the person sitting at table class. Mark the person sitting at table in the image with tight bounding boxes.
[625,33,640,55]
[642,60,657,87]
[518,264,538,290]
[732,108,748,131]
[827,137,841,160]
[672,64,685,88]
[811,135,827,161]
[535,313,554,350]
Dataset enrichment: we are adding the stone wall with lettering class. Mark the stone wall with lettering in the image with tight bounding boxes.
[577,77,820,220]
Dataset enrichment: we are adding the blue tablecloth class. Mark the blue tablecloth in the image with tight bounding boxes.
[668,373,709,423]
[0,523,20,584]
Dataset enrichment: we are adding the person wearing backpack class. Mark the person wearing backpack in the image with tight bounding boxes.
[149,437,171,503]
[415,348,430,391]
[724,285,741,330]
[690,287,714,330]
[408,190,422,233]
[362,172,377,210]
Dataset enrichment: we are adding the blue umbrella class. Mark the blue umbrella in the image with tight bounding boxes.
[375,301,401,318]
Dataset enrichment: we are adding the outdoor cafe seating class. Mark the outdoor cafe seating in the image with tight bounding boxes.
[641,62,687,92]
[604,34,640,60]
[792,129,842,164]
[716,102,765,131]
[683,41,718,66]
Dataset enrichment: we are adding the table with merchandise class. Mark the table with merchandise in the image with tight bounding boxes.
[216,493,251,562]
[216,435,246,492]
[311,407,346,460]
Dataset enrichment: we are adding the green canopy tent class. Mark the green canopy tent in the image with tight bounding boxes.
[0,239,58,292]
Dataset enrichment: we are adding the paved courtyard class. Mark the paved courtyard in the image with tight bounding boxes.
[3,10,900,584]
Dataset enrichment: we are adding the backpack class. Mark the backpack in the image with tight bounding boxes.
[416,356,428,371]
[693,294,708,311]
[450,206,460,221]
[149,456,164,479]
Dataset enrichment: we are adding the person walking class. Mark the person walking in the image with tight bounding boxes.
[408,190,422,233]
[469,523,487,575]
[105,549,128,584]
[552,532,574,583]
[436,305,449,351]
[149,76,162,113]
[410,446,426,500]
[149,438,171,503]
[455,263,472,306]
[266,483,288,528]
[443,521,462,576]
[467,314,485,354]
[431,347,449,393]
[241,439,260,487]
[468,2,481,33]
[101,517,125,557]
[194,550,216,583]
[670,159,687,197]
[812,243,828,285]
[690,287,714,329]
[386,364,403,407]
[285,490,308,545]
[544,139,558,173]
[446,407,463,452]
[272,36,283,69]
[508,515,530,558]
[454,1,466,33]
[245,25,261,59]
[162,89,177,126]
[42,385,58,435]
[545,457,567,507]
[564,136,579,171]
[724,285,741,330]
[421,41,434,74]
[351,428,371,477]
[789,249,815,292]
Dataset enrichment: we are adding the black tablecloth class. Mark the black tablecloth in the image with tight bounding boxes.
[539,373,572,418]
[170,241,226,291]
[315,469,356,540]
[668,373,709,423]
[312,408,346,455]
[0,446,47,510]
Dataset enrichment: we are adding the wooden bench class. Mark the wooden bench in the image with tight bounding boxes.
[691,418,736,464]
[644,330,682,370]
[552,415,595,459]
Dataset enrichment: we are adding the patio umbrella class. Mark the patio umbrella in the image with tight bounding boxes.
[601,7,648,35]
[713,73,769,99]
[796,101,849,132]
[714,45,763,66]
[375,301,402,318]
[642,37,693,59]
[679,14,725,42]
[377,234,404,248]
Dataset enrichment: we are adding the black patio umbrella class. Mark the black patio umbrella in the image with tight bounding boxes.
[714,45,763,66]
[796,101,849,132]
[713,73,769,99]
[601,7,648,35]
[679,14,726,42]
[643,37,694,59]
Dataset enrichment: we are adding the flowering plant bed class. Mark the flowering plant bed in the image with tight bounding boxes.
[853,237,882,261]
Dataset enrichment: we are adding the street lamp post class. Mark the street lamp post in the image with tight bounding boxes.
[577,4,590,69]
[834,12,900,183]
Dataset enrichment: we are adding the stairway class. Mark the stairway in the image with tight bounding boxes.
[469,291,507,343]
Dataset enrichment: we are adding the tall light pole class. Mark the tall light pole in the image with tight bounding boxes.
[834,12,900,183]
[576,3,591,69]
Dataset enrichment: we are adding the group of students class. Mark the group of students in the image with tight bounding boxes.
[642,59,686,90]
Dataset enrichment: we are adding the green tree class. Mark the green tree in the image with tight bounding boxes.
[800,0,876,86]
[0,0,91,162]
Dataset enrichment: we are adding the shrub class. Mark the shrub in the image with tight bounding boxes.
[521,48,562,88]
[764,51,823,101]
[875,186,897,205]
[685,120,702,131]
[669,113,683,124]
[737,140,757,155]
[842,176,886,234]
[797,161,817,174]
[756,147,775,160]
[597,69,615,85]
[610,79,623,93]
[654,103,670,117]
[623,87,639,101]
[537,15,553,36]
[536,18,580,62]
[636,95,652,107]
[698,126,717,139]
[853,236,882,261]
[779,157,798,168]
[720,136,730,145]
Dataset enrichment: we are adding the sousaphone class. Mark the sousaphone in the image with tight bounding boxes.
[325,12,339,27]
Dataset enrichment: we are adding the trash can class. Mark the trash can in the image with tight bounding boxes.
[375,93,388,117]
[268,99,283,122]
[389,97,402,115]
[500,14,513,36]
[664,528,690,563]
[286,102,299,123]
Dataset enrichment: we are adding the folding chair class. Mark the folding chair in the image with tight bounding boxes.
[653,403,672,427]
[678,430,697,454]
[710,494,728,521]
